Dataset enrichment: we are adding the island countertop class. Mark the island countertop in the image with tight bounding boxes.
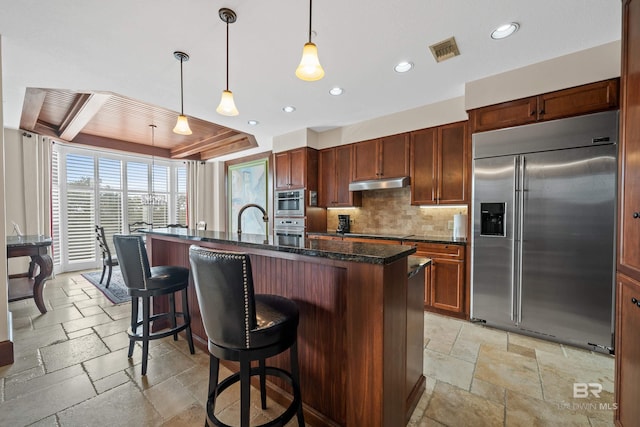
[146,228,416,264]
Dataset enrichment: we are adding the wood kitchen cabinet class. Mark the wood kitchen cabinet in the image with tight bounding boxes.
[352,133,409,182]
[275,147,318,191]
[616,2,640,426]
[469,79,619,133]
[318,145,362,207]
[615,273,640,427]
[410,121,467,205]
[404,241,466,316]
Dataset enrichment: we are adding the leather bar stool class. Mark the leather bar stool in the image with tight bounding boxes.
[113,235,195,375]
[188,246,304,427]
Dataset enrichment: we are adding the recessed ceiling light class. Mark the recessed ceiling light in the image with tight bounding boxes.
[282,106,296,113]
[329,87,344,96]
[394,61,413,73]
[247,120,259,126]
[491,22,519,39]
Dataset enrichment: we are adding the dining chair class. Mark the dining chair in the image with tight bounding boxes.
[95,225,118,288]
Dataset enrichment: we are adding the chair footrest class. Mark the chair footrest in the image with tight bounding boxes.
[206,366,302,427]
[127,312,190,341]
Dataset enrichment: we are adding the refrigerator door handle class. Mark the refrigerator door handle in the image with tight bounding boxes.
[516,156,526,324]
[511,156,519,322]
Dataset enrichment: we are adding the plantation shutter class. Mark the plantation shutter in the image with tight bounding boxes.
[65,153,96,263]
[98,158,123,247]
[176,166,187,225]
[51,149,61,267]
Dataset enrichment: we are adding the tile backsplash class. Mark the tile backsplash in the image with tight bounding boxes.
[326,187,468,237]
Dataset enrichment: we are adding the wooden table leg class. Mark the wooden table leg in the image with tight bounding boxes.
[30,254,53,314]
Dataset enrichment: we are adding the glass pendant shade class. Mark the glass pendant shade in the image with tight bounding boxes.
[173,114,192,135]
[295,42,324,81]
[216,90,239,116]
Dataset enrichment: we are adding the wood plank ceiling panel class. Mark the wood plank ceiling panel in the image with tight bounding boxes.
[20,88,257,160]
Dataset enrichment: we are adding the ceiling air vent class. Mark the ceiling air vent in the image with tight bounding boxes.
[429,37,460,63]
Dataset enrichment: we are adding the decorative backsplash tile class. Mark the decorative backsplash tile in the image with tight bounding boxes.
[326,187,468,237]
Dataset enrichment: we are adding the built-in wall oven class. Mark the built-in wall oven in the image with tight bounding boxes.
[274,217,305,247]
[275,190,305,217]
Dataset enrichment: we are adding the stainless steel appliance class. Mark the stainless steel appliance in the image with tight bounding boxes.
[337,215,350,233]
[471,111,618,352]
[274,217,305,247]
[275,190,305,216]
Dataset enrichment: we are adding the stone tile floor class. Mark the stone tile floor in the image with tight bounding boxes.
[0,272,615,426]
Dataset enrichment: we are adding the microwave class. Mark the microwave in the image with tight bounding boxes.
[275,190,305,216]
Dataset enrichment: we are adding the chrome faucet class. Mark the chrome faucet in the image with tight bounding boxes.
[237,204,268,234]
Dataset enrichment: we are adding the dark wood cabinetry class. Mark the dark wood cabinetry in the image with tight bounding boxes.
[319,145,362,207]
[616,2,640,425]
[410,121,467,205]
[275,147,317,191]
[616,273,640,427]
[469,79,619,133]
[352,133,409,182]
[404,241,465,316]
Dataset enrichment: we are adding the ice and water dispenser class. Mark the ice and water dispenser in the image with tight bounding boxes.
[480,203,505,236]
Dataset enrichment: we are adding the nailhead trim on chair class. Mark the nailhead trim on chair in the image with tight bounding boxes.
[192,248,252,348]
[135,237,148,290]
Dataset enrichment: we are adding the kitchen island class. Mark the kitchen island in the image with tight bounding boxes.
[145,229,423,427]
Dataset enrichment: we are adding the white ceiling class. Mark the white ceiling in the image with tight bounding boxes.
[0,1,622,158]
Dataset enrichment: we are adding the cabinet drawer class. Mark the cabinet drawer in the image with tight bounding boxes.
[404,242,465,259]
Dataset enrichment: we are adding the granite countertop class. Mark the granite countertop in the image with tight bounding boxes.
[146,229,416,265]
[308,231,467,246]
[7,235,53,247]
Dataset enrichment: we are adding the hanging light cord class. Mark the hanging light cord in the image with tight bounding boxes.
[225,15,230,91]
[308,0,313,43]
[179,58,185,115]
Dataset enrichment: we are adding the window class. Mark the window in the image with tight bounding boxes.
[52,144,187,272]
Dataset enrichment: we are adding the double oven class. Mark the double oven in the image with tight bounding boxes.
[274,190,306,247]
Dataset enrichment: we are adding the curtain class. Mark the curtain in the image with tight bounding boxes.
[186,161,224,231]
[21,132,51,236]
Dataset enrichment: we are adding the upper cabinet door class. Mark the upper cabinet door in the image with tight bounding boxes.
[335,145,360,206]
[619,0,640,278]
[540,79,619,122]
[470,98,538,133]
[318,148,336,207]
[438,122,467,204]
[410,128,437,205]
[352,139,380,181]
[379,133,410,179]
[288,148,306,189]
[274,152,291,190]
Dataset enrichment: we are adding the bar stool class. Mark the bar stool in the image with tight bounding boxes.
[113,235,195,375]
[188,246,304,427]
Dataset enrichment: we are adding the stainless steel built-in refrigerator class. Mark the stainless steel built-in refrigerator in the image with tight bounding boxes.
[471,111,618,352]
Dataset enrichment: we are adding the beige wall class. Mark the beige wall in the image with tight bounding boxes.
[1,35,10,343]
[465,41,621,110]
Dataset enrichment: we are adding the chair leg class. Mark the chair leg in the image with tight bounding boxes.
[259,358,267,409]
[99,265,106,284]
[128,296,138,358]
[105,264,113,289]
[240,356,251,427]
[182,288,195,354]
[205,354,220,427]
[169,293,178,341]
[141,296,150,376]
[290,341,305,426]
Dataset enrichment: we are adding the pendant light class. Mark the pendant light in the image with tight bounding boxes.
[172,51,192,135]
[216,8,239,116]
[295,0,324,81]
[141,124,167,206]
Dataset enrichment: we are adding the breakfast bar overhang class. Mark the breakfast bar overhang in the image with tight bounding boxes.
[145,228,425,427]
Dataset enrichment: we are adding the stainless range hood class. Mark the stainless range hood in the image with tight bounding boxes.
[348,176,410,191]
